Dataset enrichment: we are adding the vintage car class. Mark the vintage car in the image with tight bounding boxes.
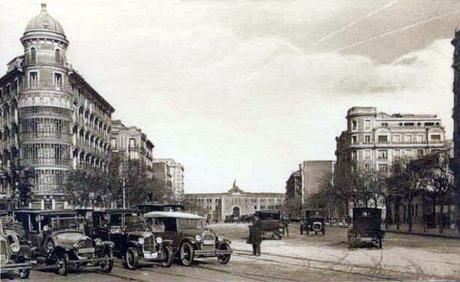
[254,210,284,240]
[15,210,114,276]
[0,216,32,279]
[300,209,326,235]
[144,211,232,266]
[90,209,173,269]
[348,208,384,248]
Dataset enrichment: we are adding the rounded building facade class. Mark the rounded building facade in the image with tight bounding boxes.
[18,4,73,209]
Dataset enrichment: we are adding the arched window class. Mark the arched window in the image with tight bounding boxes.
[55,49,61,64]
[30,47,36,64]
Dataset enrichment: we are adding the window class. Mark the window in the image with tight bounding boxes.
[364,120,371,130]
[129,138,136,148]
[394,149,400,158]
[54,73,63,88]
[381,122,388,127]
[378,164,389,172]
[30,47,36,64]
[417,149,424,157]
[377,135,388,143]
[416,135,424,143]
[365,164,371,171]
[352,151,357,160]
[431,134,441,142]
[352,120,357,131]
[55,49,61,64]
[393,135,400,143]
[378,150,388,160]
[365,150,371,160]
[404,135,412,143]
[364,135,371,143]
[352,135,357,144]
[29,71,38,87]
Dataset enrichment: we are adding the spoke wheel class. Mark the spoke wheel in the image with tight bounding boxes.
[101,249,114,273]
[180,242,194,266]
[55,253,69,276]
[124,247,139,270]
[161,244,173,268]
[217,243,231,265]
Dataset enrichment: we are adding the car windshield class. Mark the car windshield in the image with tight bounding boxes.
[258,212,280,220]
[125,217,147,231]
[51,217,84,232]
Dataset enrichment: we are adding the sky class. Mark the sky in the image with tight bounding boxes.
[0,0,458,194]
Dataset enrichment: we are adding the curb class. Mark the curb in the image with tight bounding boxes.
[328,225,460,239]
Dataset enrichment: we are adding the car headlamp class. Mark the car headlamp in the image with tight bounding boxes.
[155,237,163,244]
[46,241,54,250]
[10,243,20,253]
[95,238,103,246]
[217,236,223,242]
[138,237,144,245]
[279,228,283,232]
[73,241,79,249]
[195,234,202,242]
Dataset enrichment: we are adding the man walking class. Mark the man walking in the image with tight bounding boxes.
[248,216,262,256]
[281,214,289,238]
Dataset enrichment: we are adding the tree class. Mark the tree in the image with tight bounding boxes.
[420,150,454,233]
[66,167,110,208]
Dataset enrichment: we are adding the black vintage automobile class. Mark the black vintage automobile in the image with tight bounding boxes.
[0,214,32,279]
[144,211,232,266]
[254,210,284,240]
[348,208,384,248]
[15,210,114,275]
[300,209,325,236]
[90,209,173,269]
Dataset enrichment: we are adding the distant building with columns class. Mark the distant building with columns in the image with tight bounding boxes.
[184,181,285,222]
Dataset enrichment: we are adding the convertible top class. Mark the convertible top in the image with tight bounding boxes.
[144,211,204,220]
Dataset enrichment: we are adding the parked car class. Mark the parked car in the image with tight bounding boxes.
[300,209,325,235]
[144,211,232,266]
[0,217,32,279]
[254,210,283,240]
[90,209,173,269]
[15,210,114,276]
[347,208,384,248]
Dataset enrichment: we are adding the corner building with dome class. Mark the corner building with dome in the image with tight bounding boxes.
[0,4,114,209]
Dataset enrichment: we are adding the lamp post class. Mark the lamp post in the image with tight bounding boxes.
[122,177,126,209]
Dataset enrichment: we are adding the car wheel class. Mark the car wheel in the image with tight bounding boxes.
[101,248,114,273]
[378,238,383,249]
[55,253,69,276]
[161,245,173,268]
[217,243,231,265]
[180,242,194,266]
[300,227,303,235]
[124,247,139,270]
[322,230,325,236]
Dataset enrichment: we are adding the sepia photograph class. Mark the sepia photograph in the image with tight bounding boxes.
[0,0,459,281]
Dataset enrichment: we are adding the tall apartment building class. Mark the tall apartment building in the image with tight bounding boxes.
[284,161,335,218]
[110,120,154,173]
[0,4,114,209]
[452,28,460,229]
[152,159,184,203]
[334,107,447,215]
[336,107,446,174]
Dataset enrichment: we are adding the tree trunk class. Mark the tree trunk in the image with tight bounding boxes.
[408,197,413,233]
[395,197,400,230]
[432,196,436,229]
[440,204,445,234]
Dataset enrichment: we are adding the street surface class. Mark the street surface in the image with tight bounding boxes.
[5,223,460,281]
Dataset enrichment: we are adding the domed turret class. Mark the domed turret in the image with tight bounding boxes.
[21,3,68,46]
[25,3,65,35]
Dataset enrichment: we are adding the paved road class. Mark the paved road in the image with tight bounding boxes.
[4,223,460,281]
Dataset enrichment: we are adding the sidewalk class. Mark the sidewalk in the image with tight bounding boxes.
[384,224,460,239]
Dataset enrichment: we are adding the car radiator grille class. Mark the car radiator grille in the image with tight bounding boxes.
[144,236,156,252]
[78,238,93,249]
[0,239,8,261]
[201,232,215,252]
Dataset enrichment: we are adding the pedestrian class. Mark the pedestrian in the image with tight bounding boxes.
[247,216,262,256]
[281,215,289,238]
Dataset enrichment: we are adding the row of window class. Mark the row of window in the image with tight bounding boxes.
[351,133,442,144]
[28,47,63,65]
[352,148,426,162]
[351,119,441,131]
[28,71,63,89]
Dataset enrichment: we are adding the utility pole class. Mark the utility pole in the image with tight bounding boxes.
[122,176,126,209]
